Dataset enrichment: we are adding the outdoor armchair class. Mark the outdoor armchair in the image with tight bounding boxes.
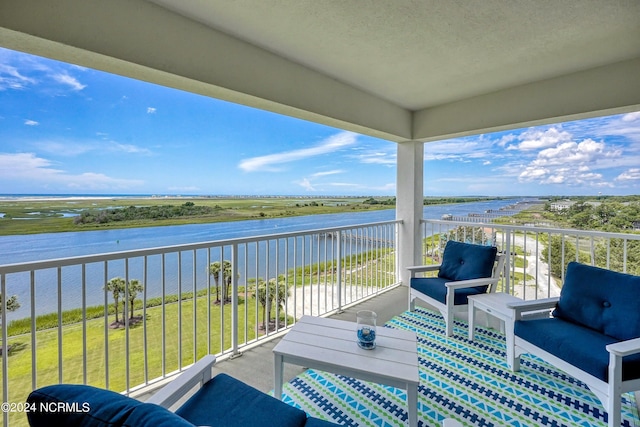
[408,240,505,337]
[27,355,339,427]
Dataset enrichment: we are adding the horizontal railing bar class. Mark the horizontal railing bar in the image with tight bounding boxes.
[0,220,401,274]
[422,219,640,241]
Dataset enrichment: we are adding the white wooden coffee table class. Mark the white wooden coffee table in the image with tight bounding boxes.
[273,315,419,427]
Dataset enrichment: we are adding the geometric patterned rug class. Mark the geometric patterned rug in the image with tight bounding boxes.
[280,307,640,427]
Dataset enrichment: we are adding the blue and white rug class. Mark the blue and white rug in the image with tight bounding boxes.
[280,307,640,426]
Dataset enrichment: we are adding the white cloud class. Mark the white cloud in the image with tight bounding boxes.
[508,127,572,151]
[531,139,619,167]
[24,119,39,126]
[0,63,37,90]
[622,112,640,122]
[496,134,517,147]
[517,138,620,187]
[311,170,343,177]
[52,73,86,91]
[297,178,316,191]
[239,131,357,172]
[0,152,142,190]
[616,168,640,181]
[107,141,153,154]
[356,151,397,165]
[597,111,640,143]
[147,107,157,114]
[32,139,153,156]
[424,139,495,163]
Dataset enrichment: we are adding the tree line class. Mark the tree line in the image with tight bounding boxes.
[544,200,640,232]
[73,202,221,225]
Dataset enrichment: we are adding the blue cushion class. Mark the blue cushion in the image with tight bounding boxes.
[515,318,640,382]
[27,384,193,427]
[176,373,308,427]
[304,416,343,427]
[437,241,497,281]
[553,262,640,340]
[410,277,487,305]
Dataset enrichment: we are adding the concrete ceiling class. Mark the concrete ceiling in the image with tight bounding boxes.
[1,0,639,143]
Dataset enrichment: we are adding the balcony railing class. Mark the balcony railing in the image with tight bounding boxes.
[0,220,400,427]
[3,217,640,426]
[422,219,640,300]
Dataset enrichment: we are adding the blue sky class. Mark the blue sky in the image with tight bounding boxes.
[1,47,639,197]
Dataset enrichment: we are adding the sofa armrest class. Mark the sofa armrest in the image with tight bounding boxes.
[607,337,640,357]
[445,277,499,290]
[507,297,559,318]
[407,264,441,277]
[146,355,217,409]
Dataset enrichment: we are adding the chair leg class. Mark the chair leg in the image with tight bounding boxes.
[409,296,416,312]
[505,320,520,371]
[607,395,621,427]
[506,329,520,371]
[444,309,454,337]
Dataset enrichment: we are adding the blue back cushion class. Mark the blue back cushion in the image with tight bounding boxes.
[553,262,640,341]
[176,373,308,427]
[27,384,193,427]
[438,241,497,281]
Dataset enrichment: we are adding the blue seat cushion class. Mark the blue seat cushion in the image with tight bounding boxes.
[410,277,487,305]
[304,416,345,427]
[175,373,308,427]
[553,262,640,341]
[27,384,193,427]
[437,241,497,281]
[515,318,640,382]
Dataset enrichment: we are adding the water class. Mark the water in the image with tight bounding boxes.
[0,198,526,321]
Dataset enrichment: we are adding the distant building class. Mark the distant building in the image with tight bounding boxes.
[549,200,575,211]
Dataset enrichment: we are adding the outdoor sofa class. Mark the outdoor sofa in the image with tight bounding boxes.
[27,355,338,427]
[508,262,640,427]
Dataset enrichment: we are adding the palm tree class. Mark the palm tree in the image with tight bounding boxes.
[125,279,144,319]
[0,294,20,315]
[104,277,126,324]
[0,294,19,353]
[254,276,289,330]
[209,260,233,303]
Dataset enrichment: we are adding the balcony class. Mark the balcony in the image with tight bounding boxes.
[2,218,640,426]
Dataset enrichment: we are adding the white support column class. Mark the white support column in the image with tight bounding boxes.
[396,141,424,287]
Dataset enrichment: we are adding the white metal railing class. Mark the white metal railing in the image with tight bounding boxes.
[0,220,400,426]
[422,219,640,300]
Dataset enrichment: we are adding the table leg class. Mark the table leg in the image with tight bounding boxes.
[468,300,476,341]
[407,382,418,427]
[274,353,284,400]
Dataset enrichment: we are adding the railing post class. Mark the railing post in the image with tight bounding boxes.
[336,231,343,313]
[230,243,241,358]
[2,274,8,427]
[504,229,512,295]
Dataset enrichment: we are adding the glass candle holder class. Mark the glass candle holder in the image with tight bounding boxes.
[356,310,377,349]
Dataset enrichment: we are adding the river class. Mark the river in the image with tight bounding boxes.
[0,198,527,321]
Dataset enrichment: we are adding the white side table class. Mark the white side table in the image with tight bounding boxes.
[467,292,522,341]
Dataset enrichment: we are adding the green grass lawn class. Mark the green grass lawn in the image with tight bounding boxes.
[1,293,271,427]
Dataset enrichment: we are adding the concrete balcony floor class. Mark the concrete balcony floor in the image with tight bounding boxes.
[209,285,410,395]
